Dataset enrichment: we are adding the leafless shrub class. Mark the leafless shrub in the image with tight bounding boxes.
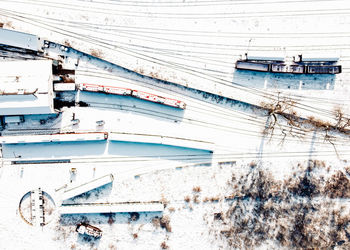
[345,166,350,176]
[325,171,350,198]
[333,107,350,133]
[193,186,201,192]
[184,196,191,203]
[168,207,175,213]
[260,93,303,145]
[306,116,332,130]
[108,215,115,225]
[160,196,169,208]
[202,197,210,203]
[152,217,160,228]
[286,173,320,198]
[210,196,220,202]
[193,195,200,204]
[209,163,350,249]
[249,161,257,168]
[132,233,138,239]
[160,241,169,249]
[313,160,326,169]
[214,213,223,220]
[70,243,76,250]
[64,40,72,47]
[160,215,172,232]
[260,95,350,152]
[129,212,140,222]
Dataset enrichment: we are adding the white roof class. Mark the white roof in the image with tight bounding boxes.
[0,28,41,51]
[61,174,114,201]
[299,53,340,62]
[0,60,55,115]
[0,132,106,144]
[109,132,214,152]
[59,202,164,214]
[245,51,285,61]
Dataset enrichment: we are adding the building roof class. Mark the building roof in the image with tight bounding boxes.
[0,28,42,51]
[0,60,55,115]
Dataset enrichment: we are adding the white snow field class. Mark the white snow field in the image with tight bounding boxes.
[1,0,350,249]
[1,0,350,123]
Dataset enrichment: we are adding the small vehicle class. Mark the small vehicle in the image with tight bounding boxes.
[76,223,102,238]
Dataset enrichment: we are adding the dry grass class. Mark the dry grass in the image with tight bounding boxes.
[4,21,14,28]
[192,186,202,193]
[134,67,145,74]
[90,49,103,58]
[149,72,160,79]
[184,196,191,203]
[108,244,117,250]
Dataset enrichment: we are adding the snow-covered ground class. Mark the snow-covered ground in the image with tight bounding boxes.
[1,0,350,123]
[1,0,350,249]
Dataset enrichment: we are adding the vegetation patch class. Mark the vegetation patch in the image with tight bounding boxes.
[208,161,350,249]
